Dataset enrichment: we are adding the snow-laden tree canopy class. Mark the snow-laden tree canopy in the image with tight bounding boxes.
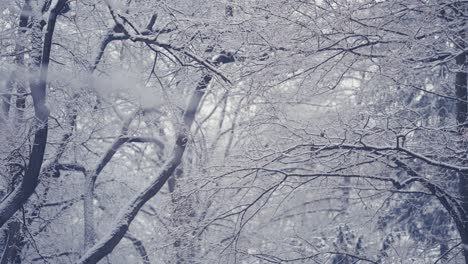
[0,0,467,263]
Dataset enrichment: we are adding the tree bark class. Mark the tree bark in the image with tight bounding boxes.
[454,3,468,262]
[168,166,198,264]
[0,221,20,264]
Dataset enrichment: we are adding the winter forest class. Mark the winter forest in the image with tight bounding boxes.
[1,0,468,263]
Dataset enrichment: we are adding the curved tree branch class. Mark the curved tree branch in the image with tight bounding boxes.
[77,74,212,264]
[0,0,67,228]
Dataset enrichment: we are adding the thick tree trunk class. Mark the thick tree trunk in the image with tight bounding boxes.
[454,4,468,262]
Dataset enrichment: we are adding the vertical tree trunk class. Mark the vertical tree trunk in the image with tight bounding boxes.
[1,0,30,123]
[454,3,468,262]
[168,166,198,264]
[0,222,20,264]
[83,174,96,250]
[0,2,34,262]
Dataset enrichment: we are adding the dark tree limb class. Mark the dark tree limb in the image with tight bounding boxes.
[124,233,151,264]
[83,109,164,249]
[0,0,67,228]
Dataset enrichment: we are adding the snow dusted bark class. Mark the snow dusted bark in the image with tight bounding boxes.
[455,4,468,261]
[0,0,68,228]
[455,23,468,264]
[77,74,212,264]
[83,174,96,250]
[168,166,198,264]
